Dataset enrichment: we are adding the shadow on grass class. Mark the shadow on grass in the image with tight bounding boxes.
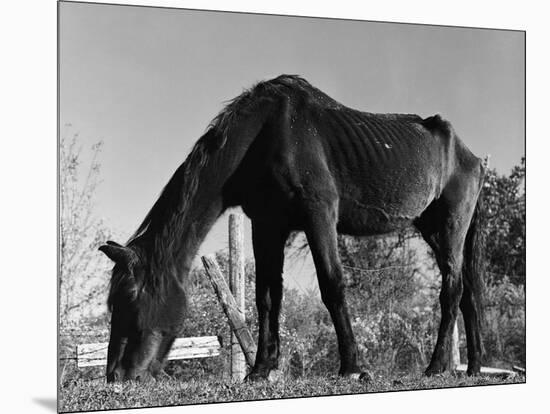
[33,397,57,412]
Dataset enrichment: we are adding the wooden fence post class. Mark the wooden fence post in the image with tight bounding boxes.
[202,255,257,368]
[229,213,245,381]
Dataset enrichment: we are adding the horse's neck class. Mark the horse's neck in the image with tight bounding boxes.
[145,194,224,279]
[179,197,224,273]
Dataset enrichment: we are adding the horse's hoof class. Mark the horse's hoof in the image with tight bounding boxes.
[244,371,269,383]
[343,371,372,382]
[424,364,446,377]
[358,371,372,382]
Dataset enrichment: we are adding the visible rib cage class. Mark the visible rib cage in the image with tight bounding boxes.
[321,108,427,166]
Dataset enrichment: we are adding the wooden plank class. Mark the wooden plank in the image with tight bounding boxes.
[455,364,517,377]
[202,255,257,368]
[77,336,221,368]
[77,342,108,367]
[229,213,246,381]
[166,336,221,361]
[513,365,526,374]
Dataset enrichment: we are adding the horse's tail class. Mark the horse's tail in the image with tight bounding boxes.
[461,164,486,356]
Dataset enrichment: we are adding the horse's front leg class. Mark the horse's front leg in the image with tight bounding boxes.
[245,218,289,381]
[303,199,369,380]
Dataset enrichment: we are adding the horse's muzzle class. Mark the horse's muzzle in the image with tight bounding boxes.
[107,365,155,383]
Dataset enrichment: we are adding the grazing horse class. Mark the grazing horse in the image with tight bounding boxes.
[99,74,485,382]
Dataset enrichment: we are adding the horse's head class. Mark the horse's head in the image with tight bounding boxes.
[99,241,187,382]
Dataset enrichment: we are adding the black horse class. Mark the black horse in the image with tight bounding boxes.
[99,75,485,382]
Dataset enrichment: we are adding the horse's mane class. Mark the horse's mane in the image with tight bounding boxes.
[127,81,263,245]
[126,132,215,246]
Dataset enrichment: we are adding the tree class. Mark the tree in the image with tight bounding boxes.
[482,157,525,285]
[59,128,114,327]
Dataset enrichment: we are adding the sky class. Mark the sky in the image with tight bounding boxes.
[59,2,525,289]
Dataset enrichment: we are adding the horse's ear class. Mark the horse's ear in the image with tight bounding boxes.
[99,242,138,267]
[106,240,123,247]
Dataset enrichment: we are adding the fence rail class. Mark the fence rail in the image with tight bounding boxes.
[76,336,221,368]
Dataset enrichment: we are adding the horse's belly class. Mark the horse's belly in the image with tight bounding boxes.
[336,196,422,236]
[334,163,439,236]
[337,205,414,236]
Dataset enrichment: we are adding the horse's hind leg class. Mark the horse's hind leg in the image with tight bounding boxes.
[459,202,484,375]
[460,275,483,375]
[302,198,367,379]
[416,186,478,375]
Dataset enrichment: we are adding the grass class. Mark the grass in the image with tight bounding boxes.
[59,372,525,413]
